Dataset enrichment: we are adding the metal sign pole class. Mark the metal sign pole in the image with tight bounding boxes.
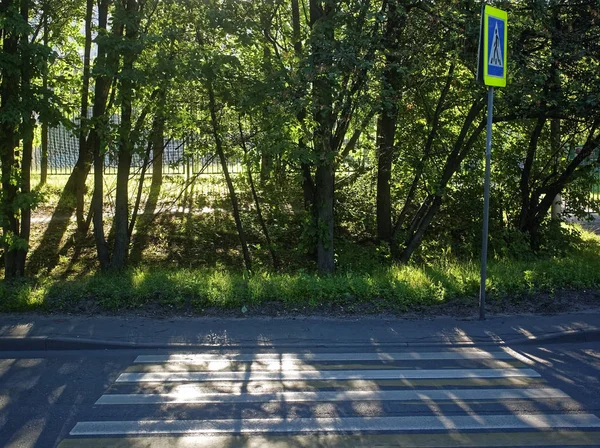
[479,86,494,321]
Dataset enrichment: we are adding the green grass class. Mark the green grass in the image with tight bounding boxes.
[3,227,600,314]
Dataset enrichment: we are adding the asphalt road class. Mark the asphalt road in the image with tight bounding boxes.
[0,342,599,447]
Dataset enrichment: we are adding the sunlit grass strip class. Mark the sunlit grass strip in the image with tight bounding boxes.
[2,254,600,313]
[2,227,599,313]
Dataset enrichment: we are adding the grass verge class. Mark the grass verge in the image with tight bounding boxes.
[2,230,600,315]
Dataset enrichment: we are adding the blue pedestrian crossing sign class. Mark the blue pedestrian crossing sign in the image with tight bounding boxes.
[477,5,508,87]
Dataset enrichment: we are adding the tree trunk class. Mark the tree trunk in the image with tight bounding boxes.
[548,8,562,221]
[315,163,335,274]
[62,0,94,230]
[17,123,33,276]
[75,0,94,232]
[91,128,110,270]
[208,82,252,272]
[15,0,32,276]
[129,140,152,238]
[40,8,49,185]
[110,0,138,271]
[310,0,336,274]
[151,88,165,187]
[152,132,164,186]
[90,0,113,271]
[518,115,546,231]
[41,121,48,184]
[399,195,442,264]
[550,119,561,220]
[259,28,273,183]
[376,1,408,242]
[0,0,22,279]
[376,115,395,241]
[129,87,166,256]
[129,89,165,237]
[111,150,132,270]
[291,0,315,211]
[301,156,315,210]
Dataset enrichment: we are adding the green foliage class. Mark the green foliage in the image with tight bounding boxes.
[336,171,377,240]
[0,231,29,252]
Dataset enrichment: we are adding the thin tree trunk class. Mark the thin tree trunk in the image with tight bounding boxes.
[91,127,110,270]
[291,0,315,210]
[259,24,273,183]
[17,125,33,276]
[548,7,562,221]
[40,7,48,185]
[399,99,486,263]
[527,124,600,237]
[130,92,166,237]
[391,63,455,243]
[518,115,546,231]
[91,0,112,271]
[110,0,138,271]
[74,0,94,232]
[339,108,376,160]
[61,0,94,229]
[550,119,561,219]
[41,121,48,183]
[208,82,252,272]
[238,115,279,270]
[152,132,164,186]
[399,195,442,264]
[129,141,152,239]
[151,88,165,187]
[15,0,32,275]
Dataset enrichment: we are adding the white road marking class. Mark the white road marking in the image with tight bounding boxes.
[116,368,540,383]
[134,351,515,364]
[70,413,600,436]
[95,387,567,405]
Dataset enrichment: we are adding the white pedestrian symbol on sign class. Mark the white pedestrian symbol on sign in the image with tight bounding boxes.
[489,23,503,67]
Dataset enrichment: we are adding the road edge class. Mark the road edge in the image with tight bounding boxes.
[0,328,599,351]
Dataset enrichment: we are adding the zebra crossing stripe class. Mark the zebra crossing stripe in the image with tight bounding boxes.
[125,359,522,373]
[116,368,540,383]
[95,387,567,405]
[69,413,600,436]
[57,431,600,448]
[134,351,515,364]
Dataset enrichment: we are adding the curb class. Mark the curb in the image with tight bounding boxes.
[0,329,599,351]
[516,328,600,345]
[0,336,138,351]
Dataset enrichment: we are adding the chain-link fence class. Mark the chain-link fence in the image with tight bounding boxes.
[32,120,240,177]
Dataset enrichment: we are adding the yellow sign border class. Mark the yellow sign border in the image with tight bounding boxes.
[483,5,508,87]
